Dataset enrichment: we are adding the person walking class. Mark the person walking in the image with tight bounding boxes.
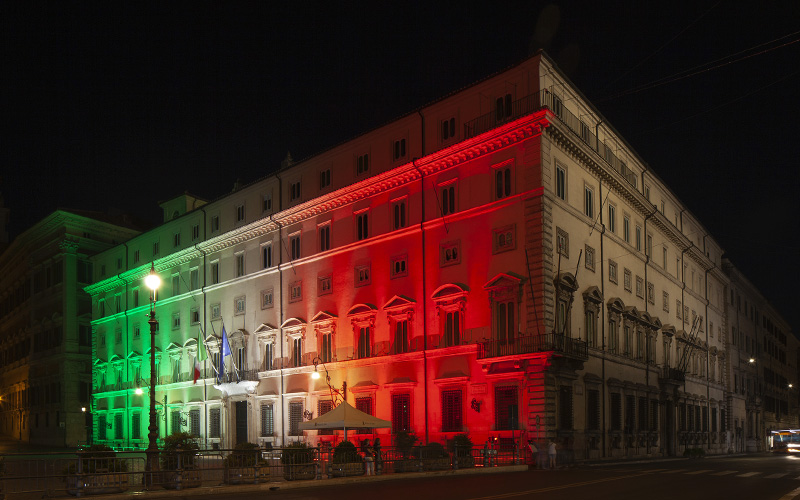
[362,439,375,476]
[528,439,539,469]
[547,439,557,469]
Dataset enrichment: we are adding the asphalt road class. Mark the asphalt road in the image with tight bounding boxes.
[236,454,800,500]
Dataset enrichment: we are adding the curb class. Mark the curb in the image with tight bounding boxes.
[87,465,529,499]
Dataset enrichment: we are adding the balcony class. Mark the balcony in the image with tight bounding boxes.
[463,90,637,188]
[477,334,588,361]
[659,366,685,385]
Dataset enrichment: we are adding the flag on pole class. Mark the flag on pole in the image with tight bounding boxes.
[194,332,207,384]
[218,325,231,383]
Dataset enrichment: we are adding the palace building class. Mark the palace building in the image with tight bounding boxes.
[82,50,795,457]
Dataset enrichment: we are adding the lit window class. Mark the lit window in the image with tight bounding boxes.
[440,240,460,267]
[234,296,245,315]
[289,281,302,303]
[290,234,301,260]
[318,276,332,296]
[261,289,274,309]
[391,255,408,278]
[355,265,371,287]
[235,252,245,278]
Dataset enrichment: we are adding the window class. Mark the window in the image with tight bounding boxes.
[392,198,407,230]
[635,225,642,251]
[289,402,303,436]
[263,343,274,371]
[261,288,274,309]
[190,408,200,437]
[493,385,519,430]
[209,408,221,438]
[585,245,595,272]
[609,260,618,283]
[133,250,140,265]
[291,337,302,367]
[234,296,245,315]
[556,227,569,257]
[394,319,409,354]
[192,223,200,241]
[441,389,463,432]
[676,300,682,320]
[609,319,618,353]
[663,247,668,269]
[114,413,123,439]
[173,232,181,248]
[391,394,411,433]
[663,291,669,312]
[115,327,123,344]
[356,153,369,175]
[235,253,245,277]
[623,215,630,243]
[356,211,369,240]
[584,185,594,218]
[440,240,460,266]
[608,204,616,233]
[357,326,372,359]
[211,303,221,320]
[319,224,331,252]
[494,225,515,253]
[262,244,272,268]
[171,411,181,434]
[391,255,408,278]
[211,214,220,233]
[555,165,566,200]
[152,241,160,256]
[646,234,652,257]
[235,204,245,223]
[636,276,644,298]
[318,275,332,296]
[290,180,301,202]
[321,331,333,363]
[443,310,461,346]
[133,324,141,339]
[440,183,456,215]
[289,281,302,303]
[290,233,301,260]
[625,395,636,432]
[355,265,370,287]
[393,138,406,161]
[355,396,375,434]
[495,93,512,121]
[623,268,632,292]
[559,386,573,430]
[647,282,655,304]
[172,312,181,330]
[262,194,272,213]
[190,268,199,290]
[495,300,515,345]
[319,168,331,189]
[495,163,513,199]
[585,310,597,347]
[210,261,219,284]
[132,412,141,440]
[171,274,180,297]
[441,117,456,141]
[191,308,200,324]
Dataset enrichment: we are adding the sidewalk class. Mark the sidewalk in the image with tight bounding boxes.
[0,436,75,456]
[83,464,530,500]
[581,451,754,468]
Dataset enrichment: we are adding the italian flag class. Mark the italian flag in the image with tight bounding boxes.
[194,332,207,384]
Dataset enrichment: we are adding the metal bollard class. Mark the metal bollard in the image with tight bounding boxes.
[175,444,182,491]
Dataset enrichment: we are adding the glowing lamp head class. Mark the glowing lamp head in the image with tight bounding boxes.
[311,370,321,380]
[81,407,86,413]
[144,263,161,291]
[790,384,794,389]
[135,388,144,395]
[749,358,755,364]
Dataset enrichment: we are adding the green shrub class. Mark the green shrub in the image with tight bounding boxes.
[332,441,361,464]
[224,442,267,467]
[421,442,448,459]
[280,442,314,466]
[449,434,473,458]
[160,432,200,470]
[394,431,418,458]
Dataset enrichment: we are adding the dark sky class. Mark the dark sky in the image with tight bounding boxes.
[2,1,798,333]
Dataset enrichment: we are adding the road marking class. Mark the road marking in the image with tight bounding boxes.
[766,473,788,479]
[467,472,651,500]
[685,469,713,475]
[778,485,800,500]
[737,472,762,477]
[660,469,687,473]
[711,470,737,476]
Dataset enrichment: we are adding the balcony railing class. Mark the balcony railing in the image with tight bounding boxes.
[463,90,637,188]
[478,334,588,360]
[659,367,685,384]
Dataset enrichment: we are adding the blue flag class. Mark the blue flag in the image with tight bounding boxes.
[221,326,232,357]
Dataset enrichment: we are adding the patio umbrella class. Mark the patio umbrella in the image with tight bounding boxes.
[298,400,391,440]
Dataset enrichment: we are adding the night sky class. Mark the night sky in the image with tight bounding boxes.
[2,2,798,333]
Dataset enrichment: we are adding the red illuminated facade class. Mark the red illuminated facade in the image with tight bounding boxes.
[85,51,795,458]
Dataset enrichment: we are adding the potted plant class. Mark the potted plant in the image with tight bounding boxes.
[329,441,364,477]
[392,431,419,473]
[64,444,129,496]
[421,442,450,471]
[224,442,270,484]
[160,432,201,490]
[281,442,316,481]
[449,434,474,468]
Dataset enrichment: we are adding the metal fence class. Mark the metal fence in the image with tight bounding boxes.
[0,443,520,498]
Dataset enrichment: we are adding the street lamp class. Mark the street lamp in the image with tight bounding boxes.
[144,263,161,487]
[310,357,346,407]
[749,358,755,364]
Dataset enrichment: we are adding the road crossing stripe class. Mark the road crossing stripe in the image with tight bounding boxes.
[737,472,761,477]
[765,473,788,479]
[685,470,713,475]
[660,469,687,473]
[711,471,737,476]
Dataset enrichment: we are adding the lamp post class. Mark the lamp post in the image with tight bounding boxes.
[311,357,346,407]
[144,263,161,487]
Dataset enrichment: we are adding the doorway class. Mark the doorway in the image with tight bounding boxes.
[235,401,248,445]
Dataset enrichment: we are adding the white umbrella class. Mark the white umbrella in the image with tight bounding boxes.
[298,400,391,440]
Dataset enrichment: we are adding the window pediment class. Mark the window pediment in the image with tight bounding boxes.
[582,286,603,304]
[383,295,416,312]
[347,303,377,317]
[661,324,677,337]
[311,311,337,324]
[127,350,142,360]
[254,323,278,334]
[431,283,469,301]
[554,272,578,292]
